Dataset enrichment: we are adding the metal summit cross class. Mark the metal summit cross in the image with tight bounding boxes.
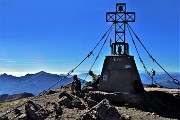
[106,3,135,55]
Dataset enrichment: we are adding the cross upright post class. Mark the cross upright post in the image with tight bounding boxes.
[106,3,135,55]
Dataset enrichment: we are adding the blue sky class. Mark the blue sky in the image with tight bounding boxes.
[0,0,179,76]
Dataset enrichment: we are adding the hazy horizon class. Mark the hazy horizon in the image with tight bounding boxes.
[0,70,180,77]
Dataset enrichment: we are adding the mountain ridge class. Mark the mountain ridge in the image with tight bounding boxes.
[0,71,179,95]
[0,71,83,95]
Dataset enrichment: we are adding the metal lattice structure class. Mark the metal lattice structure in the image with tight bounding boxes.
[106,3,135,55]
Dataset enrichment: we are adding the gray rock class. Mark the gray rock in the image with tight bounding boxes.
[45,102,62,116]
[25,101,48,120]
[120,114,131,120]
[44,102,62,119]
[58,96,72,108]
[72,99,85,109]
[78,99,121,120]
[17,113,27,120]
[0,117,9,120]
[86,98,98,108]
[54,104,62,115]
[89,92,106,102]
[45,102,54,114]
[59,91,74,101]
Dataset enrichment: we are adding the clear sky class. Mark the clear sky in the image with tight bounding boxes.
[0,0,179,76]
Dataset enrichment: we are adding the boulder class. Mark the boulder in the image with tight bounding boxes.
[25,101,48,120]
[45,102,62,116]
[59,91,74,101]
[88,92,106,102]
[86,98,98,108]
[58,96,72,108]
[79,99,121,120]
[72,99,85,109]
[54,103,62,116]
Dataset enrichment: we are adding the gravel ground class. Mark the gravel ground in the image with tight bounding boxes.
[0,87,179,120]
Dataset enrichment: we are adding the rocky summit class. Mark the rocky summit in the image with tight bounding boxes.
[0,87,180,120]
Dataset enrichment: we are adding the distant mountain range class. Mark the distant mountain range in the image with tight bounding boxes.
[0,71,179,96]
[140,72,180,88]
[0,71,86,95]
[0,92,34,103]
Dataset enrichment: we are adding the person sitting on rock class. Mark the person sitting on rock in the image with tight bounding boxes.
[71,75,81,93]
[89,71,99,89]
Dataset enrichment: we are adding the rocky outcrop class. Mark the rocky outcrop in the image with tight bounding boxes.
[59,91,74,101]
[58,96,72,108]
[79,99,121,120]
[24,100,63,120]
[1,88,180,120]
[25,101,48,120]
[72,98,85,110]
[59,91,85,109]
[19,91,86,119]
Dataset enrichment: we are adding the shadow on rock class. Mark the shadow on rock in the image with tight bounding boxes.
[133,91,180,119]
